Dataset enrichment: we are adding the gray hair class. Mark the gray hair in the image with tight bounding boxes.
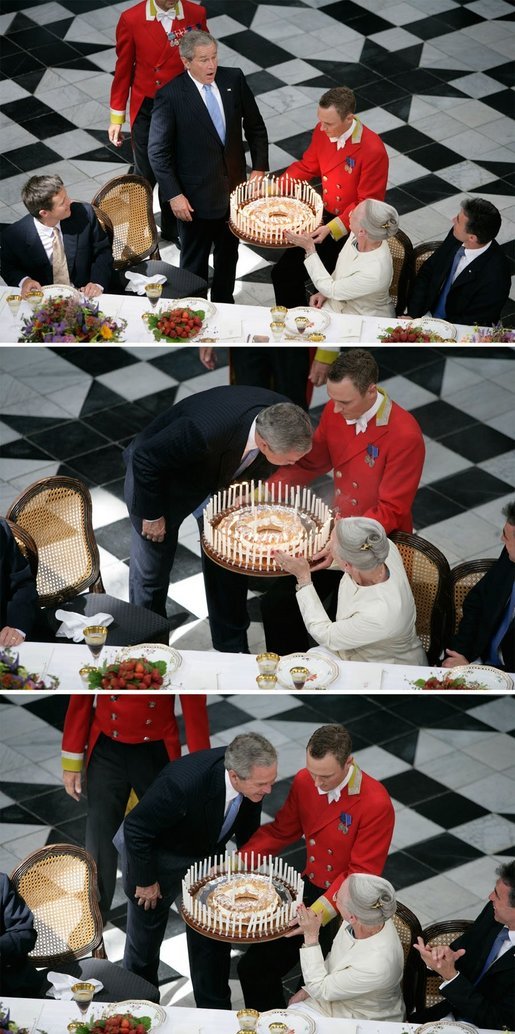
[224,733,277,779]
[179,29,216,61]
[256,403,312,454]
[502,501,515,526]
[21,174,64,217]
[333,517,389,571]
[354,199,399,241]
[343,874,397,925]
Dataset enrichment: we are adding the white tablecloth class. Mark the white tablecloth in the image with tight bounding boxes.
[0,287,477,343]
[11,641,514,693]
[0,999,501,1034]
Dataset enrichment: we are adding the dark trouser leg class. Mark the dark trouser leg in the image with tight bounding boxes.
[131,98,178,240]
[230,347,311,409]
[200,526,250,652]
[128,522,179,616]
[210,217,239,303]
[261,570,342,654]
[271,230,345,307]
[85,736,170,918]
[179,218,214,288]
[123,881,180,987]
[186,924,232,1009]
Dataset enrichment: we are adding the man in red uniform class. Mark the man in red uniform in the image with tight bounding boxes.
[237,723,395,1010]
[62,693,210,918]
[108,0,208,240]
[261,348,425,653]
[272,85,389,307]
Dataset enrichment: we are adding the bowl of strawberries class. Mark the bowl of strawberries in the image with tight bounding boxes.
[85,645,181,691]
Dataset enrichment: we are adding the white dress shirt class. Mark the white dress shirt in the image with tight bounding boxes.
[329,118,356,150]
[188,71,226,134]
[317,763,354,803]
[345,392,382,435]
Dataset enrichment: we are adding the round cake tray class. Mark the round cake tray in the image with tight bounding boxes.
[228,221,298,249]
[181,872,299,944]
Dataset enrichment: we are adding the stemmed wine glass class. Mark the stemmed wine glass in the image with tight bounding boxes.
[6,294,22,322]
[83,625,108,663]
[145,282,163,310]
[71,982,95,1023]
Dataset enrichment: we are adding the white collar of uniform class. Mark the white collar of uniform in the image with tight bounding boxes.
[346,391,382,435]
[329,118,356,150]
[317,763,354,803]
[224,769,241,810]
[150,1,184,22]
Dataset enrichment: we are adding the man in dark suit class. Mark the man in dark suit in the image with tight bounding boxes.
[407,197,511,327]
[1,174,113,298]
[0,519,38,648]
[123,385,313,651]
[120,733,278,1006]
[414,861,515,1030]
[0,872,45,997]
[443,500,514,672]
[148,30,268,301]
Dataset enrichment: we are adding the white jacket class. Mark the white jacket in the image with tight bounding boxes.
[304,233,395,316]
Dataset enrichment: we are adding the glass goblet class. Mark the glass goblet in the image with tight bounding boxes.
[294,316,310,335]
[71,982,95,1022]
[27,290,44,312]
[6,294,22,319]
[145,282,163,310]
[83,625,108,662]
[290,665,310,690]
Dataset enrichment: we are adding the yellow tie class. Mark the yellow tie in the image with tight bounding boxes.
[52,228,71,285]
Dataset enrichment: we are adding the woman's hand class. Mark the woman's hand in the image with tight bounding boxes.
[309,292,327,309]
[288,989,309,1006]
[296,902,323,946]
[284,229,316,255]
[274,550,311,586]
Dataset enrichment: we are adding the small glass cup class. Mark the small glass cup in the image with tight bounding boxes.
[6,293,22,318]
[290,665,310,689]
[83,625,108,662]
[307,332,326,343]
[145,282,163,309]
[256,652,280,675]
[236,1008,260,1031]
[256,673,277,690]
[71,981,95,1020]
[27,289,44,311]
[269,1025,289,1034]
[79,664,97,689]
[270,305,287,323]
[294,316,310,335]
[270,321,284,341]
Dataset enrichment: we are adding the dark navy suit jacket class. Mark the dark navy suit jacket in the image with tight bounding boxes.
[449,548,514,671]
[407,229,511,326]
[1,202,113,291]
[148,66,269,219]
[0,519,38,636]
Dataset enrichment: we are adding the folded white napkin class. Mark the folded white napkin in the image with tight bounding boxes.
[55,610,113,643]
[124,271,167,295]
[46,971,103,1000]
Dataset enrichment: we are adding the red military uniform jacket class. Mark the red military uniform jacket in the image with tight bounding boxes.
[61,694,210,772]
[285,118,388,237]
[268,389,425,534]
[110,0,208,127]
[240,763,394,921]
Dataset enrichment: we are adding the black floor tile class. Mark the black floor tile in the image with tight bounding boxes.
[221,29,292,68]
[66,443,125,485]
[22,110,77,138]
[398,174,458,205]
[150,348,227,381]
[0,438,51,462]
[345,710,417,747]
[407,832,485,872]
[0,802,47,825]
[357,80,411,108]
[27,420,108,460]
[404,15,457,41]
[94,517,133,561]
[410,400,477,439]
[24,787,88,825]
[412,486,464,527]
[135,386,180,417]
[381,730,420,766]
[383,850,437,889]
[382,769,448,806]
[83,401,151,441]
[171,543,203,579]
[415,790,489,828]
[200,699,253,734]
[428,467,513,510]
[410,142,462,172]
[389,697,462,726]
[438,425,514,464]
[382,125,435,153]
[78,380,126,417]
[51,346,138,377]
[0,52,46,78]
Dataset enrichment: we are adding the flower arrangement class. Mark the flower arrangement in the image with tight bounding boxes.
[0,1003,41,1034]
[0,649,59,690]
[461,323,515,343]
[17,297,127,343]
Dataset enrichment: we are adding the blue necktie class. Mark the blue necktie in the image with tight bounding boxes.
[218,793,242,841]
[433,246,465,318]
[232,447,259,480]
[474,926,510,984]
[486,580,515,666]
[203,83,225,144]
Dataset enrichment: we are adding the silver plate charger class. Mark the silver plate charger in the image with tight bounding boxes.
[451,664,513,690]
[118,643,182,687]
[257,1008,317,1034]
[41,283,81,301]
[276,651,339,690]
[177,297,216,321]
[410,316,457,340]
[416,1021,478,1034]
[104,1000,166,1027]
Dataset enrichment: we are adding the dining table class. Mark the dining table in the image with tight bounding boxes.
[0,998,501,1034]
[0,285,480,344]
[10,640,514,693]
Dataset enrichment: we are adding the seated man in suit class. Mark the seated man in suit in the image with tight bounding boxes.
[0,872,44,997]
[443,500,514,672]
[0,518,39,648]
[407,197,511,327]
[414,860,515,1030]
[1,174,113,299]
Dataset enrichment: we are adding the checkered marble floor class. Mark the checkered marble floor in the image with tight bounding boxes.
[0,0,514,320]
[1,344,514,652]
[1,691,514,1008]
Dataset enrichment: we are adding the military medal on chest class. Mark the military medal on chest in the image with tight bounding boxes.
[365,444,379,467]
[338,811,352,834]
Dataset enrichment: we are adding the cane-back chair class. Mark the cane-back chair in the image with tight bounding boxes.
[390,531,452,665]
[418,919,473,1012]
[412,240,441,280]
[450,558,496,634]
[5,517,39,579]
[387,229,414,315]
[10,844,106,966]
[393,901,423,1015]
[91,174,161,269]
[6,476,104,606]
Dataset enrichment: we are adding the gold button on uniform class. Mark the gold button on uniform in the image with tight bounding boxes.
[323,176,328,181]
[112,731,119,738]
[325,880,331,888]
[309,872,315,880]
[335,489,341,496]
[352,481,358,488]
[327,864,333,872]
[145,719,153,726]
[335,471,342,479]
[148,701,157,709]
[309,838,315,845]
[309,855,315,862]
[143,736,150,741]
[351,499,357,506]
[110,713,118,720]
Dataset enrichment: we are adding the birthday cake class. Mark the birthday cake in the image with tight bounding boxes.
[230,175,323,246]
[207,876,281,923]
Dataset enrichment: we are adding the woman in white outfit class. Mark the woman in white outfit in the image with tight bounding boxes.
[275,516,426,665]
[290,873,405,1021]
[285,198,399,316]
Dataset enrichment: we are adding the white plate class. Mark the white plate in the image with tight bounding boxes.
[257,1009,317,1034]
[451,664,513,690]
[410,316,457,340]
[175,297,216,321]
[41,283,81,301]
[104,1000,166,1027]
[416,1022,477,1034]
[284,306,330,335]
[276,651,339,690]
[117,643,182,687]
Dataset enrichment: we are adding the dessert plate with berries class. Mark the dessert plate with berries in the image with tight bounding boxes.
[86,645,181,691]
[102,1001,166,1029]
